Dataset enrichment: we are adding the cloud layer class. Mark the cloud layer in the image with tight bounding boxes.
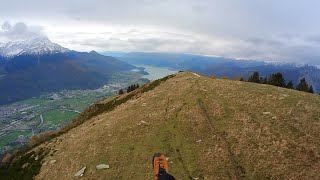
[1,0,320,65]
[0,22,43,42]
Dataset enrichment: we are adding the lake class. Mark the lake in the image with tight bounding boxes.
[136,65,178,81]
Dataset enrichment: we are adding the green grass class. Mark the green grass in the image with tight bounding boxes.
[43,110,78,126]
[142,74,175,92]
[0,131,30,147]
[22,97,47,106]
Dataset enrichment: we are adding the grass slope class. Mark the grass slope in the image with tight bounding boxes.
[5,72,320,179]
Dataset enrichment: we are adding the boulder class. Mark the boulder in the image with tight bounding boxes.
[74,167,86,177]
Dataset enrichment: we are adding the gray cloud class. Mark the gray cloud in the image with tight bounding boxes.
[0,0,320,65]
[0,22,43,42]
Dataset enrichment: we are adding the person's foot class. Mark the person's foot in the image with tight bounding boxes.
[153,153,169,179]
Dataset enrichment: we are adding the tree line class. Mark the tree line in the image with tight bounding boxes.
[118,83,140,95]
[245,72,315,94]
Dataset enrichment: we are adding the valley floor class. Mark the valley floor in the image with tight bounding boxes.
[0,71,147,157]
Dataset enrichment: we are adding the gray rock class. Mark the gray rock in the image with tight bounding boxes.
[49,160,56,164]
[138,121,148,126]
[74,167,86,177]
[96,164,110,170]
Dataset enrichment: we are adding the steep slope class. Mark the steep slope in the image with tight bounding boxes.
[4,72,320,179]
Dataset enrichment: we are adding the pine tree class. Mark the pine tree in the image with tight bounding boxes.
[296,78,309,92]
[308,85,314,94]
[286,80,294,89]
[127,86,131,93]
[119,89,124,95]
[268,73,285,87]
[248,72,260,83]
[126,84,139,93]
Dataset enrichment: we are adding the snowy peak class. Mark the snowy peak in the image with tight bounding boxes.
[0,36,70,58]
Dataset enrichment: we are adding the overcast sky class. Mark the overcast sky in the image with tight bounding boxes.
[1,0,320,65]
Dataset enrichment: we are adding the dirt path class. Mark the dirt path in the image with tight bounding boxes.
[197,98,245,180]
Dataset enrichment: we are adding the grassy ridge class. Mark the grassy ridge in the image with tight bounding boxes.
[2,72,320,179]
[0,74,176,179]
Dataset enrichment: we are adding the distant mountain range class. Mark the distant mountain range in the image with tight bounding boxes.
[1,38,319,105]
[0,37,137,105]
[112,52,320,93]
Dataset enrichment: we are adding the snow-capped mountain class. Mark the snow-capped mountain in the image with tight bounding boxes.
[0,36,70,58]
[0,40,137,105]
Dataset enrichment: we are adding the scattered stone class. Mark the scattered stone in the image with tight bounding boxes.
[137,120,149,126]
[169,161,174,164]
[49,160,57,164]
[262,112,271,115]
[196,140,202,143]
[193,73,200,77]
[193,177,199,180]
[74,167,86,177]
[108,134,112,137]
[96,164,110,170]
[142,103,147,107]
[166,157,170,161]
[279,97,285,100]
[272,116,277,120]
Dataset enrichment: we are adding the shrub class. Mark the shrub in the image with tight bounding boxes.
[29,135,39,147]
[0,149,48,180]
[2,153,12,164]
[118,89,124,95]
